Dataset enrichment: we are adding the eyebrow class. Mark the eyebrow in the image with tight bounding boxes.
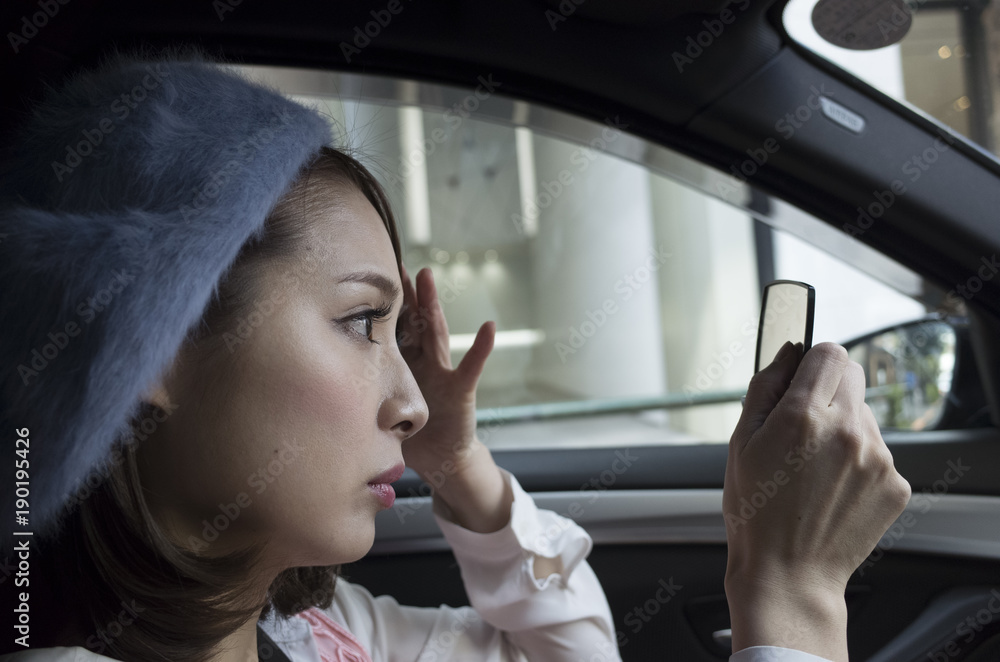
[337,270,401,301]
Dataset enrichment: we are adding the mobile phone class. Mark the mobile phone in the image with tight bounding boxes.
[753,280,815,373]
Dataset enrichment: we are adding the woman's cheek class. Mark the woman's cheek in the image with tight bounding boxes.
[280,350,375,426]
[256,351,380,489]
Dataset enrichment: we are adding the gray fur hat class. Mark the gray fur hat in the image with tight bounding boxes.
[0,51,331,551]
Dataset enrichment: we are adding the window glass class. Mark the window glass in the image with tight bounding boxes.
[236,65,936,448]
[783,0,1000,160]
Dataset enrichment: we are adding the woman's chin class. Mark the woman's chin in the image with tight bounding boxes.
[268,510,379,567]
[332,536,375,565]
[300,526,376,566]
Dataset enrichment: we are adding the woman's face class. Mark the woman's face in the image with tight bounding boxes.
[138,184,428,570]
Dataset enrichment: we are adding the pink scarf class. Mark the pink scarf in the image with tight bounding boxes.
[296,607,374,662]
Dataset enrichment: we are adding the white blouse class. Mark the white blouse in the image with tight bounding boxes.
[0,471,833,662]
[257,470,834,662]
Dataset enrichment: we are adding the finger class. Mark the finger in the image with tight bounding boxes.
[456,321,496,387]
[784,342,850,410]
[401,263,417,310]
[416,268,452,366]
[823,360,868,462]
[860,401,890,466]
[830,360,866,416]
[733,341,800,448]
[859,398,897,477]
[859,402,911,523]
[398,264,421,351]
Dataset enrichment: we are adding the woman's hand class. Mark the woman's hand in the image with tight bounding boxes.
[723,341,911,662]
[397,266,510,532]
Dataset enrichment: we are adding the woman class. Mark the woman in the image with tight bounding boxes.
[0,49,910,662]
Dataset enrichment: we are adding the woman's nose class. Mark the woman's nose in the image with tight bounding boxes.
[379,353,429,439]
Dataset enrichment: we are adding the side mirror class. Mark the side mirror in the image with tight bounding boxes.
[843,318,960,431]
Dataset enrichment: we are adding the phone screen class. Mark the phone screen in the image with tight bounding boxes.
[754,280,815,373]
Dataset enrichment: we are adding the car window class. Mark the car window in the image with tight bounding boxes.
[783,0,1000,161]
[235,64,943,448]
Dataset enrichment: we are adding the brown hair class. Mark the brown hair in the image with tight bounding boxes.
[33,145,403,661]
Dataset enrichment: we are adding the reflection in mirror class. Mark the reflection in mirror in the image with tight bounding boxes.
[755,281,815,373]
[846,321,956,430]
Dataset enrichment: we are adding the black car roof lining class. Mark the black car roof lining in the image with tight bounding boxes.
[687,47,1000,316]
[0,0,783,140]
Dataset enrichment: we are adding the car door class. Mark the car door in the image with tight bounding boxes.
[2,1,998,660]
[227,61,997,660]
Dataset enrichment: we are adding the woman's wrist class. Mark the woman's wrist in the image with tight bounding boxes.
[725,573,848,662]
[427,439,512,533]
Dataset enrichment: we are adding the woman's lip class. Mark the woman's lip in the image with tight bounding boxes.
[368,482,395,509]
[368,462,405,486]
[368,462,404,509]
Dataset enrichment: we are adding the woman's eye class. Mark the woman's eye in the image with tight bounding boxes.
[341,303,393,345]
[346,313,376,343]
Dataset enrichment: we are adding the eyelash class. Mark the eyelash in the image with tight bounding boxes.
[344,301,393,344]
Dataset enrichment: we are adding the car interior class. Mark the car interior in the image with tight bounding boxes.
[2,0,999,660]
